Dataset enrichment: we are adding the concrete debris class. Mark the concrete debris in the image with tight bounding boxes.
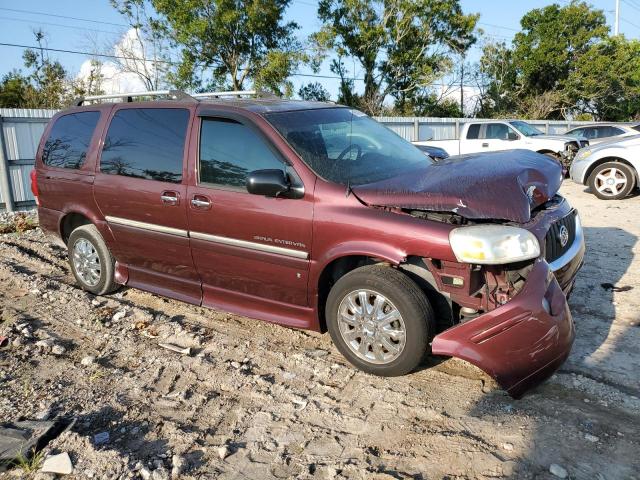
[585,433,599,442]
[40,452,73,475]
[51,345,66,355]
[549,464,569,479]
[158,342,191,355]
[80,356,96,366]
[217,445,229,460]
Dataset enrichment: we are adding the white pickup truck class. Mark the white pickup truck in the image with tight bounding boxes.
[415,120,588,168]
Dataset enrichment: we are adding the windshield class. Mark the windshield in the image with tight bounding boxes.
[510,121,544,136]
[265,108,430,186]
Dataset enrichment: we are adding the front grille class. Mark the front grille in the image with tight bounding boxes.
[545,210,577,262]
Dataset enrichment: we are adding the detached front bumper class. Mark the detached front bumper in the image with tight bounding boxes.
[431,259,575,398]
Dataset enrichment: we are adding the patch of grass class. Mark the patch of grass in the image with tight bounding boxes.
[89,368,106,383]
[14,448,45,473]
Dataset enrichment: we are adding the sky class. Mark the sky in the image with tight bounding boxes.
[0,0,636,100]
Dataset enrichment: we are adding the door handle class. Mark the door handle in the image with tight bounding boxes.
[191,196,211,209]
[161,191,180,206]
[482,142,489,148]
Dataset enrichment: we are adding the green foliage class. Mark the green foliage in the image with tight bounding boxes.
[150,0,304,94]
[0,71,32,108]
[316,0,477,114]
[477,1,640,121]
[298,82,331,101]
[567,37,640,121]
[512,1,608,96]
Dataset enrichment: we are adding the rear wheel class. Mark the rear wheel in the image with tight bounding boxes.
[68,224,118,295]
[588,162,636,200]
[326,265,435,376]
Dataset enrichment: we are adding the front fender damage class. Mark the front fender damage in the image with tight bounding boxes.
[430,260,574,398]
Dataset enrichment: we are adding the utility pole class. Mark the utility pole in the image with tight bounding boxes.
[615,0,620,35]
[460,56,464,116]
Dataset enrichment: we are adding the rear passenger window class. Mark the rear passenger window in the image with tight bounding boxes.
[199,118,284,188]
[42,111,100,169]
[100,108,189,183]
[466,124,480,139]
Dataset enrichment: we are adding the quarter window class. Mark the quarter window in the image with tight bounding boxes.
[100,108,189,183]
[199,118,284,188]
[42,111,100,169]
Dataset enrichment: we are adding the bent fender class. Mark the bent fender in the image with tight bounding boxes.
[431,260,575,398]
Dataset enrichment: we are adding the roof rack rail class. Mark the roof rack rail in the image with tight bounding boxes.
[74,89,262,106]
[191,90,258,98]
[75,89,192,106]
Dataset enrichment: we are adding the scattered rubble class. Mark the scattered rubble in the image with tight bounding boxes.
[0,183,639,478]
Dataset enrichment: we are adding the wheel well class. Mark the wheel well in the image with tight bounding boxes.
[584,157,638,185]
[317,256,378,332]
[316,255,452,333]
[60,213,91,245]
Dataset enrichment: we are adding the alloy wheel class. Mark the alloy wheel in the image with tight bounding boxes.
[594,167,628,197]
[72,238,101,287]
[337,289,407,364]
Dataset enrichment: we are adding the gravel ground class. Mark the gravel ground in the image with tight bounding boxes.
[0,182,639,479]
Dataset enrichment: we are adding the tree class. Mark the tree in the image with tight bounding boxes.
[298,82,331,101]
[22,30,69,108]
[0,71,32,108]
[149,0,305,95]
[512,1,608,97]
[316,0,478,114]
[111,0,174,90]
[566,37,640,121]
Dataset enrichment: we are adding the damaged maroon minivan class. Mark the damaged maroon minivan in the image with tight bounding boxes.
[32,92,584,398]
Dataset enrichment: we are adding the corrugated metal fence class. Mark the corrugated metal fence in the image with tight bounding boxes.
[0,108,56,211]
[0,108,615,211]
[374,117,603,142]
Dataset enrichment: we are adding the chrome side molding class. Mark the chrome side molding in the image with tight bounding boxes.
[190,231,309,259]
[105,215,308,259]
[105,216,189,238]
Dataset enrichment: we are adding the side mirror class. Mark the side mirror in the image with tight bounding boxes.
[246,169,290,197]
[507,132,519,141]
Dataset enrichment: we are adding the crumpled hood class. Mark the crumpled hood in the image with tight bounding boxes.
[352,149,563,223]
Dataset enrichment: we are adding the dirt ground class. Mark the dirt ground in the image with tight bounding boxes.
[0,181,638,480]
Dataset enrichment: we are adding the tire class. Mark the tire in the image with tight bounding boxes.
[543,152,568,177]
[68,224,118,295]
[587,161,636,200]
[326,265,435,376]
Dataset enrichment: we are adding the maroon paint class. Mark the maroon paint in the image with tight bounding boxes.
[431,260,574,398]
[34,100,583,398]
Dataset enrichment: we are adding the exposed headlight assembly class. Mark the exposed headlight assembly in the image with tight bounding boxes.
[576,148,591,160]
[449,225,540,265]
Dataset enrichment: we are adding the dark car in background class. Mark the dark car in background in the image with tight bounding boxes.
[32,91,584,397]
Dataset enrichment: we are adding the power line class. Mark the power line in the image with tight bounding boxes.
[0,7,128,28]
[0,41,486,87]
[0,15,124,35]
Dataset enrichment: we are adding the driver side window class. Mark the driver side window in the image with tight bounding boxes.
[485,123,515,140]
[199,118,285,189]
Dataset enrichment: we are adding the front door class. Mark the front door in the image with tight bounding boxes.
[93,106,201,304]
[187,115,314,327]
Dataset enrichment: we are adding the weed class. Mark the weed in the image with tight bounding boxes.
[15,448,45,473]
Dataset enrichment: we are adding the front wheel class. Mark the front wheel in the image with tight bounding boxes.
[326,265,435,376]
[587,162,636,200]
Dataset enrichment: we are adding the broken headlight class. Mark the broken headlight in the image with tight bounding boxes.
[449,225,540,265]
